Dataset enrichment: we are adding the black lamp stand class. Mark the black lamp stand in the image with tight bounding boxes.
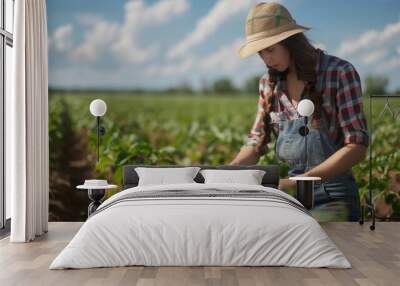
[96,116,106,162]
[299,116,310,171]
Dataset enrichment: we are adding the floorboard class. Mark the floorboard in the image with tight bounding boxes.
[0,222,398,286]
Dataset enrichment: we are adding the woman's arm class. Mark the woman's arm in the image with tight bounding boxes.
[278,144,367,189]
[230,145,262,165]
[302,143,367,182]
[230,74,271,165]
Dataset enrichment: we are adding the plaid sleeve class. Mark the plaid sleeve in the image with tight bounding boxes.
[242,74,270,148]
[336,63,369,147]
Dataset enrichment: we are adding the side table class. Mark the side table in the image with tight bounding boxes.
[77,180,118,217]
[289,176,321,209]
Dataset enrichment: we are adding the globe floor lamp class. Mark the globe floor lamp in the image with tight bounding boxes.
[289,99,321,209]
[297,99,314,171]
[89,99,107,162]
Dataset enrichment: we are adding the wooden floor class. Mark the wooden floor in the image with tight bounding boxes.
[0,222,399,286]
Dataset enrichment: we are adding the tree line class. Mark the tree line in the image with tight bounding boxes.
[48,74,400,96]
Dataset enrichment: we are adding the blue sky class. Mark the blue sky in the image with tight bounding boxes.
[47,0,400,91]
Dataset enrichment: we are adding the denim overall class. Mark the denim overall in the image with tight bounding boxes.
[274,53,361,222]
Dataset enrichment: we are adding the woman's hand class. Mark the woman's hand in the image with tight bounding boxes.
[278,178,297,192]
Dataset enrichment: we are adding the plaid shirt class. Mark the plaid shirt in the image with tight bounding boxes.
[244,50,369,151]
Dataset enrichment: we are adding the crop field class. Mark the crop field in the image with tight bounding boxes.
[48,92,400,221]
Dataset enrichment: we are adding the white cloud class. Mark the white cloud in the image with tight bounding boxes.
[67,0,189,63]
[144,36,262,88]
[49,65,149,89]
[199,38,245,72]
[377,56,400,72]
[71,14,119,62]
[145,57,194,76]
[48,24,73,52]
[111,0,189,64]
[361,49,388,65]
[167,0,256,60]
[76,13,104,26]
[198,37,263,88]
[336,20,400,57]
[141,0,188,23]
[334,19,400,90]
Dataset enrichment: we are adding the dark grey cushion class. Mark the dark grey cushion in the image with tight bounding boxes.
[123,164,280,189]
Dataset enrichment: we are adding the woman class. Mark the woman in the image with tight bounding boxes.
[230,2,369,221]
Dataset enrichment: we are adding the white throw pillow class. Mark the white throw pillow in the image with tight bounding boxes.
[200,169,266,185]
[135,167,201,186]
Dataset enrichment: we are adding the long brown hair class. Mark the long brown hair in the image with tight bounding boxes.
[255,33,323,155]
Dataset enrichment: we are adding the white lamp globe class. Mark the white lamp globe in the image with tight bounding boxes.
[297,99,314,117]
[90,99,107,117]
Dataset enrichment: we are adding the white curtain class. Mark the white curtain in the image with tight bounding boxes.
[7,0,49,242]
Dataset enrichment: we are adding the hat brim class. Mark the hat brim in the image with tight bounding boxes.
[238,25,311,59]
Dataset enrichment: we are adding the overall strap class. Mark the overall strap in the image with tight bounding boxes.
[312,50,332,127]
[317,50,330,90]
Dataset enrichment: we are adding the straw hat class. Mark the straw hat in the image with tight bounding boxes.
[239,2,311,58]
